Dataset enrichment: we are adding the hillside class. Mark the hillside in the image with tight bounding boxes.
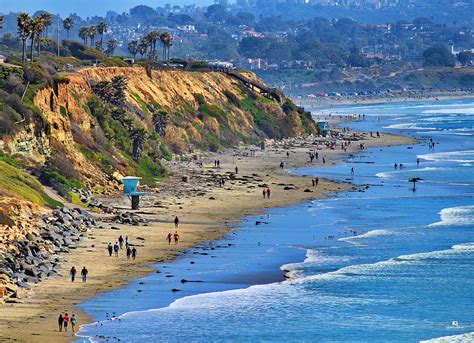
[1,66,317,198]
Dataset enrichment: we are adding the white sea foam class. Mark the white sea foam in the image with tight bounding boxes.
[418,150,474,164]
[281,249,351,278]
[384,123,436,130]
[421,331,474,342]
[293,243,474,285]
[338,229,392,241]
[429,205,474,227]
[422,108,474,115]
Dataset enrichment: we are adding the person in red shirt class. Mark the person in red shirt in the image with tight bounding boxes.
[266,188,271,198]
[63,313,70,332]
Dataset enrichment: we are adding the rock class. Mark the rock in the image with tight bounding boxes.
[304,189,313,193]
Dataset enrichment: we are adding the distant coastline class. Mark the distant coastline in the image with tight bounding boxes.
[299,90,474,110]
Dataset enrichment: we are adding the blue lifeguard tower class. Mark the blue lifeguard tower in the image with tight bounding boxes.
[123,176,147,210]
[318,121,330,137]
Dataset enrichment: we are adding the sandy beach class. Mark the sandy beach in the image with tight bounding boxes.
[0,125,416,342]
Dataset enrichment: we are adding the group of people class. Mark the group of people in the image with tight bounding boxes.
[262,188,272,199]
[311,177,319,187]
[107,236,137,260]
[69,266,88,283]
[369,131,381,138]
[166,231,180,244]
[213,160,221,168]
[57,313,77,332]
[309,151,319,163]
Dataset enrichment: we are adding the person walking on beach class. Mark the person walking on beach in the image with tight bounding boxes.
[174,231,180,244]
[107,242,113,257]
[125,236,129,249]
[262,189,267,199]
[312,179,315,187]
[131,247,137,260]
[70,266,77,282]
[126,247,132,259]
[174,216,179,228]
[235,166,239,174]
[315,177,319,186]
[114,242,119,257]
[167,232,173,244]
[118,235,124,249]
[266,188,271,199]
[63,313,70,332]
[58,314,64,332]
[81,266,88,283]
[71,314,77,332]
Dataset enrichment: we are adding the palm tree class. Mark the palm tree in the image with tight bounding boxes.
[131,128,147,163]
[97,21,107,51]
[159,32,169,60]
[408,177,422,191]
[138,37,149,59]
[152,110,169,137]
[78,26,88,45]
[29,18,44,61]
[63,17,74,39]
[37,12,52,38]
[88,26,97,47]
[105,38,117,56]
[17,13,32,63]
[160,31,173,61]
[128,40,139,60]
[146,30,159,60]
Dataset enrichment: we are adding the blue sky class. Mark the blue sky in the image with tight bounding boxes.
[0,0,213,17]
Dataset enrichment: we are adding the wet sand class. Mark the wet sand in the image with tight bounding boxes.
[0,128,416,342]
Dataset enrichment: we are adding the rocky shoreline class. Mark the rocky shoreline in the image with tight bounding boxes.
[0,206,97,303]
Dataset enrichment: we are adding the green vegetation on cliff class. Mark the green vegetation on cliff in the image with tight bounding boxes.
[0,160,62,208]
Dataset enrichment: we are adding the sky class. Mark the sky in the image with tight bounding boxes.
[0,0,213,17]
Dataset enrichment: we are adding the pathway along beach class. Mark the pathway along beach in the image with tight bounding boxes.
[0,118,414,342]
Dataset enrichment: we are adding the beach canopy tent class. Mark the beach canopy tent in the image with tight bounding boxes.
[123,176,147,209]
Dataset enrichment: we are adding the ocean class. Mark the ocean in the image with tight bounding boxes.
[78,99,474,342]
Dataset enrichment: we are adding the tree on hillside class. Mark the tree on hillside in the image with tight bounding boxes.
[128,40,139,60]
[105,38,117,56]
[138,38,149,58]
[159,31,173,60]
[457,51,473,66]
[146,30,159,60]
[37,12,52,38]
[97,21,108,51]
[63,17,74,39]
[17,13,32,63]
[79,26,89,45]
[423,45,455,67]
[152,110,169,137]
[87,26,97,47]
[131,128,147,163]
[0,16,4,30]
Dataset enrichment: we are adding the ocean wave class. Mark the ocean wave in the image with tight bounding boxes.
[338,229,392,241]
[422,108,474,115]
[292,242,474,285]
[421,331,474,342]
[418,150,474,164]
[384,123,436,130]
[429,205,474,227]
[281,249,351,278]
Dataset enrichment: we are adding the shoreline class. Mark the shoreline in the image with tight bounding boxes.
[0,125,416,342]
[299,92,474,110]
